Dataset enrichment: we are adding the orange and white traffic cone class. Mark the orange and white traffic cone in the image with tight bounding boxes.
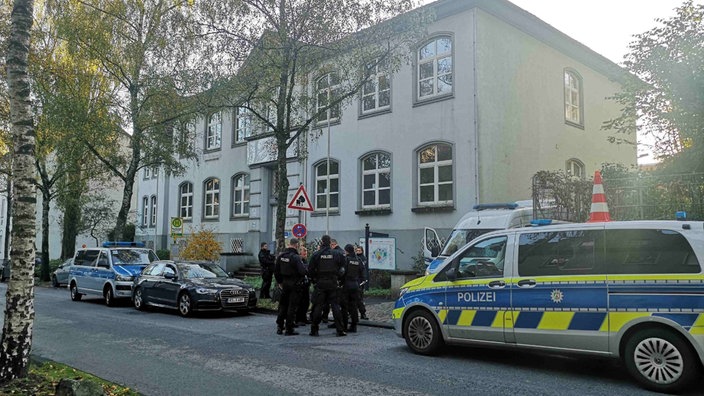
[587,170,611,222]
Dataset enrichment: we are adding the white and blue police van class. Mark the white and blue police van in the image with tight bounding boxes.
[396,220,704,393]
[423,201,547,275]
[69,242,158,306]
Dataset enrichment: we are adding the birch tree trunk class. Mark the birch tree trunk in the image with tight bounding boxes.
[0,0,37,382]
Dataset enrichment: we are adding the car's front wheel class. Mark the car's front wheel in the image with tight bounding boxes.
[51,275,58,287]
[178,292,192,317]
[70,283,82,301]
[624,327,700,393]
[133,287,145,311]
[403,309,443,355]
[104,287,115,307]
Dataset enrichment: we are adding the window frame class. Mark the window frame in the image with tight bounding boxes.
[564,68,584,128]
[231,173,250,218]
[179,182,193,220]
[360,59,391,116]
[315,72,341,125]
[314,159,340,213]
[150,195,157,227]
[360,151,392,209]
[566,158,585,179]
[234,106,253,144]
[203,177,220,220]
[416,142,454,207]
[415,34,454,103]
[142,196,149,227]
[205,111,222,151]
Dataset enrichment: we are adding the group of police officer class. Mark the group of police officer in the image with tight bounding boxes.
[273,234,367,337]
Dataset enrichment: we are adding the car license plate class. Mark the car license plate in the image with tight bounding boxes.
[227,297,245,303]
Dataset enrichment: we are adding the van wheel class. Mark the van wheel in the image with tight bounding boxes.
[70,283,82,301]
[404,310,443,355]
[104,287,115,307]
[133,287,146,311]
[178,292,192,317]
[624,328,700,393]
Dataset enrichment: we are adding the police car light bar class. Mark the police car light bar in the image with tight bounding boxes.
[530,219,553,226]
[102,241,146,248]
[473,203,519,211]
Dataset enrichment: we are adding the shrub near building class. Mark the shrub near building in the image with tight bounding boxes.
[180,227,222,261]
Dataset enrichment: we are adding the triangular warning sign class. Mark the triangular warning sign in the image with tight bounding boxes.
[287,185,314,212]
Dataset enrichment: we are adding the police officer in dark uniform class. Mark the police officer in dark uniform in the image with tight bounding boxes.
[308,235,346,337]
[258,242,276,299]
[274,238,307,336]
[341,244,365,333]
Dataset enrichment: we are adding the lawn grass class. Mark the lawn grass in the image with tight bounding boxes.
[0,359,139,395]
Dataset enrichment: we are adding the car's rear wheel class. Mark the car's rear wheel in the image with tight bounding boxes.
[624,327,700,393]
[70,283,82,301]
[133,287,145,311]
[178,292,192,317]
[51,275,58,288]
[104,287,115,307]
[404,309,443,355]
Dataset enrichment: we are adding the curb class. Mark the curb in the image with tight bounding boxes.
[255,306,394,329]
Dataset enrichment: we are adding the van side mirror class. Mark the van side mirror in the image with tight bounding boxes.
[97,259,109,269]
[446,267,457,281]
[431,246,440,257]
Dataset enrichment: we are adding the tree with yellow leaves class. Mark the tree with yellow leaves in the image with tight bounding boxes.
[179,227,222,262]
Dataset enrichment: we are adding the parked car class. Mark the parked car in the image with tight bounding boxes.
[132,260,257,317]
[51,258,73,287]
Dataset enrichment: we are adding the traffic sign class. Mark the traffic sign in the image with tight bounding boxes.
[287,185,314,212]
[170,217,184,237]
[292,223,307,238]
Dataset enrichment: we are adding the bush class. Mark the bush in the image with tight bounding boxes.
[156,249,171,260]
[180,226,221,261]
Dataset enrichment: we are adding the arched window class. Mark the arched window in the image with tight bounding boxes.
[142,196,149,227]
[150,195,157,226]
[316,72,341,124]
[179,182,193,220]
[564,69,583,126]
[314,159,339,211]
[566,158,585,179]
[417,36,453,100]
[232,173,250,217]
[206,112,222,150]
[361,152,391,208]
[203,178,220,219]
[417,143,453,205]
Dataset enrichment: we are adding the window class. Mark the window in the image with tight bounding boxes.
[179,121,196,152]
[203,178,220,219]
[417,36,453,100]
[452,236,507,279]
[179,182,193,220]
[150,195,157,226]
[232,173,250,217]
[564,69,583,126]
[206,112,222,150]
[418,143,453,205]
[316,72,341,124]
[142,196,149,227]
[361,59,390,114]
[566,158,585,179]
[605,229,699,274]
[144,168,151,179]
[315,160,339,211]
[518,230,601,276]
[361,152,391,208]
[235,107,253,143]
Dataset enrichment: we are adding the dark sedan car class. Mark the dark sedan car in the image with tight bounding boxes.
[132,260,257,317]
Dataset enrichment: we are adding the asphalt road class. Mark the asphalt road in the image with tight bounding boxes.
[1,284,700,395]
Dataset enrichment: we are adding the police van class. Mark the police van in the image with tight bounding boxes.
[422,201,545,275]
[395,220,704,393]
[69,242,158,306]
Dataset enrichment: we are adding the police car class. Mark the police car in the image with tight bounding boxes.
[394,220,704,393]
[68,242,158,306]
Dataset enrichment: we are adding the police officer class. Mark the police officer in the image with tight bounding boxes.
[258,242,276,299]
[308,235,346,337]
[355,245,369,320]
[341,244,365,332]
[274,238,307,336]
[295,245,311,325]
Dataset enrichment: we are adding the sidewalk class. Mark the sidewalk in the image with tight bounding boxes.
[358,296,395,329]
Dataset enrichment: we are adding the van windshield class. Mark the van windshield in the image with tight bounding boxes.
[110,249,158,265]
[441,229,497,256]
